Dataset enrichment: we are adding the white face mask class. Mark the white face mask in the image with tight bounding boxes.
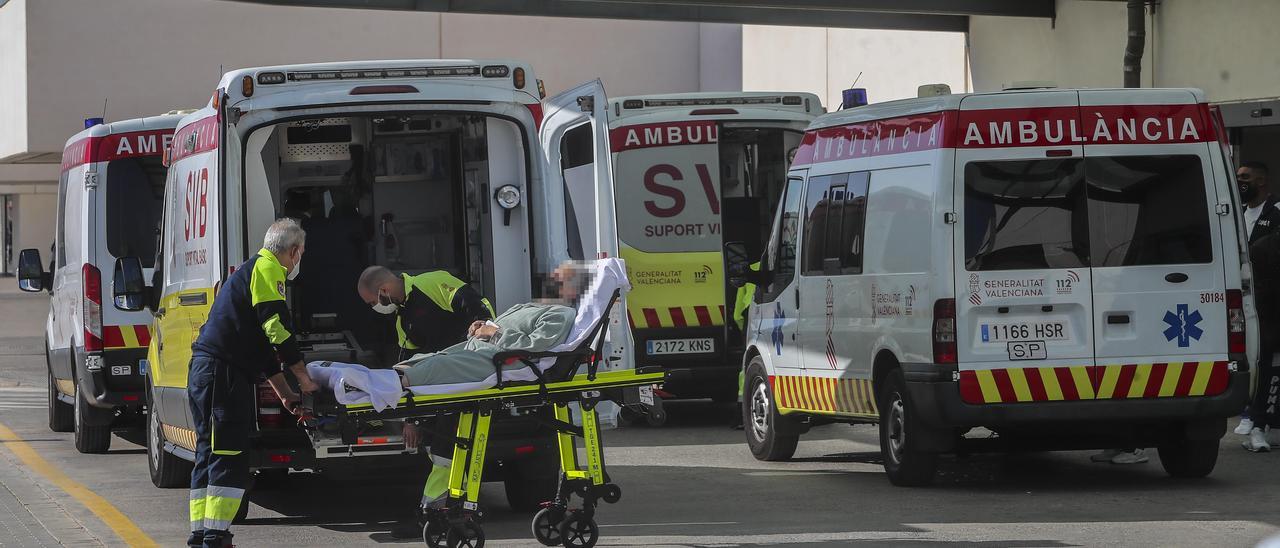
[371,291,397,315]
[287,256,301,281]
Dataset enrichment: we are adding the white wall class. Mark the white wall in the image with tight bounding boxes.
[0,0,29,162]
[742,25,968,108]
[969,0,1280,102]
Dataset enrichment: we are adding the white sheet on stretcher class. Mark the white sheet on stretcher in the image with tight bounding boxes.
[308,258,631,407]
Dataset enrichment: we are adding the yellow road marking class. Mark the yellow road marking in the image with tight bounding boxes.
[0,422,158,547]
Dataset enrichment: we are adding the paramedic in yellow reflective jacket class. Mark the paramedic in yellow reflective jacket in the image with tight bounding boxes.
[356,265,495,538]
[732,262,760,428]
[187,218,318,548]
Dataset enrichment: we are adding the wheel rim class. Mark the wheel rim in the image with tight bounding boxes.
[149,399,162,471]
[562,516,596,547]
[749,380,771,443]
[533,509,562,545]
[887,393,905,465]
[423,520,448,547]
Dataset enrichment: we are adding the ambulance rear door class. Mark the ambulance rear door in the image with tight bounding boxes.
[953,91,1098,405]
[1079,89,1231,401]
[540,80,632,372]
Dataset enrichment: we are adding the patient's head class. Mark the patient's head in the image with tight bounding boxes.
[549,261,591,307]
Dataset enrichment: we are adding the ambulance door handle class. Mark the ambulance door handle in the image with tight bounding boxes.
[1106,314,1130,325]
[794,287,800,309]
[1164,272,1189,283]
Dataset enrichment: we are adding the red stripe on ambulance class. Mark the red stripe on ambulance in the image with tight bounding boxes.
[609,121,719,153]
[61,129,175,172]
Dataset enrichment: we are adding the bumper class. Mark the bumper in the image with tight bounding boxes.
[77,348,147,409]
[903,363,1251,428]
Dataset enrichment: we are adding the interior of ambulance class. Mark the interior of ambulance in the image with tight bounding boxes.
[240,113,525,365]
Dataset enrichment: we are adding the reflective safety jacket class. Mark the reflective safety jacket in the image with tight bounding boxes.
[397,271,495,355]
[732,262,761,331]
[192,248,303,379]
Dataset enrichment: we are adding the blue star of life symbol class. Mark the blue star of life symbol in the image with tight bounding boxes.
[1162,304,1203,348]
[771,302,785,356]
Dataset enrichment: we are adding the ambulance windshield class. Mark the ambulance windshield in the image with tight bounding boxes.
[105,157,167,267]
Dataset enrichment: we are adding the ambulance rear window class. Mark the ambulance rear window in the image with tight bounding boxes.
[1086,155,1212,267]
[964,158,1088,271]
[105,157,167,267]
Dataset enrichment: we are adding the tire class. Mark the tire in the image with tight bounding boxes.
[877,370,937,487]
[743,357,799,461]
[47,362,73,433]
[147,385,192,488]
[505,458,559,513]
[73,383,111,454]
[1158,438,1220,478]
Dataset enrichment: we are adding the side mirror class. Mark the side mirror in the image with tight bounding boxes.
[17,249,46,292]
[724,241,751,289]
[113,257,147,311]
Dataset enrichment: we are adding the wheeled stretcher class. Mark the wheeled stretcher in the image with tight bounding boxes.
[309,289,662,548]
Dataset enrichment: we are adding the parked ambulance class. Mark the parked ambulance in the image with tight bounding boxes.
[730,85,1255,485]
[111,60,622,512]
[592,92,821,400]
[17,113,185,453]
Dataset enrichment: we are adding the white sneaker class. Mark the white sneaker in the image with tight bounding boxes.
[1243,428,1271,453]
[1235,417,1255,435]
[1110,449,1149,464]
[1091,448,1123,462]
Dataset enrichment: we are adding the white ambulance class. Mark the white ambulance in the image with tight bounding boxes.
[594,92,821,401]
[17,113,183,453]
[113,60,622,510]
[730,85,1255,485]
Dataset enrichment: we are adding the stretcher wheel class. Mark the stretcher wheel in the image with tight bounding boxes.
[531,507,564,546]
[446,520,485,548]
[600,484,621,504]
[558,512,599,548]
[422,519,449,548]
[644,407,667,427]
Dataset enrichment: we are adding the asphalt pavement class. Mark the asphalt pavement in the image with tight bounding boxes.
[1,286,1279,547]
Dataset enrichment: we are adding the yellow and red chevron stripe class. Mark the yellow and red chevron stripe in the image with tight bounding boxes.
[629,305,726,329]
[102,324,151,350]
[771,375,878,416]
[959,361,1229,404]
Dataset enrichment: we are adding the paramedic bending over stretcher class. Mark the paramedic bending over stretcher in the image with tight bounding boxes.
[395,263,589,388]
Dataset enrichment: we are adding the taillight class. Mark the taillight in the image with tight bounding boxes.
[82,264,103,352]
[1227,289,1246,354]
[932,298,957,365]
[257,383,284,428]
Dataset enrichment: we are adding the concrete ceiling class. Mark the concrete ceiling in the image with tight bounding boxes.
[225,0,1055,32]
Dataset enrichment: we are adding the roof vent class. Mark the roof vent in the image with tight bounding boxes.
[917,84,952,98]
[1003,81,1058,91]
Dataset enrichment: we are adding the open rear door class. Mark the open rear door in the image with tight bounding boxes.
[540,80,633,374]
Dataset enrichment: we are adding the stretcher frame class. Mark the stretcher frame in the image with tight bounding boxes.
[312,289,663,548]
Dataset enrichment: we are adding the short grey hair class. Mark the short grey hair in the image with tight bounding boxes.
[263,217,306,254]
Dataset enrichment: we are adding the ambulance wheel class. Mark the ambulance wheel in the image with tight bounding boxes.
[531,507,564,546]
[48,364,73,432]
[878,370,937,487]
[558,512,598,548]
[744,358,798,461]
[445,520,484,548]
[147,385,193,488]
[1158,438,1219,478]
[73,382,111,454]
[423,519,449,548]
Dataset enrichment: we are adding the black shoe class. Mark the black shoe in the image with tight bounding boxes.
[202,531,234,548]
[389,519,422,539]
[187,530,205,547]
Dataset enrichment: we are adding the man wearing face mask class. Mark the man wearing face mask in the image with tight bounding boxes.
[356,265,493,538]
[187,218,319,548]
[356,266,495,360]
[1240,162,1279,244]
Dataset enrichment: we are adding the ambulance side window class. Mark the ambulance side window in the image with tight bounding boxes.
[55,171,69,268]
[801,171,869,275]
[762,176,803,301]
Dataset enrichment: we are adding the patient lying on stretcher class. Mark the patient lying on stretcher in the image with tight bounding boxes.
[393,261,591,388]
[308,259,625,406]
